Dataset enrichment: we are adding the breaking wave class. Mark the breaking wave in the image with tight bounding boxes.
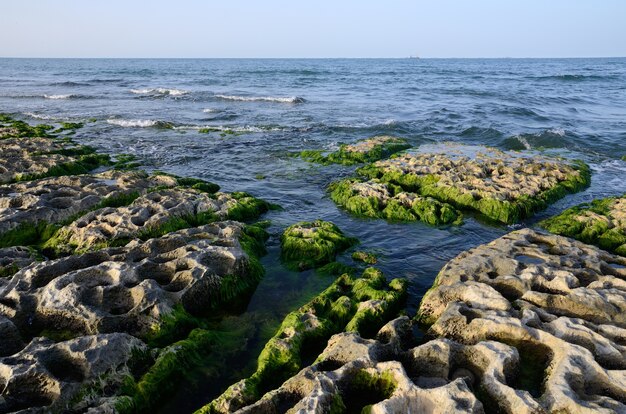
[130,88,189,96]
[214,94,305,103]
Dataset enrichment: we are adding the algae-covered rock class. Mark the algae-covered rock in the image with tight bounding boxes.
[1,222,264,339]
[45,189,256,254]
[0,171,178,237]
[301,136,410,165]
[280,220,358,270]
[416,228,626,413]
[352,250,377,264]
[357,144,590,224]
[329,178,462,225]
[541,194,626,256]
[200,267,407,413]
[0,333,146,413]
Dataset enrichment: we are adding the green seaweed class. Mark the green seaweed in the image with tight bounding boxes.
[14,154,111,183]
[352,251,377,264]
[200,267,407,413]
[300,137,410,166]
[280,220,359,270]
[329,179,462,225]
[358,159,591,224]
[541,195,626,255]
[226,192,272,222]
[152,171,221,194]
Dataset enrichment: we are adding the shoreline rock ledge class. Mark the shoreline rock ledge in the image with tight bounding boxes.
[218,228,626,413]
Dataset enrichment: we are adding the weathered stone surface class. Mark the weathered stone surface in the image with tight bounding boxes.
[0,137,76,184]
[202,269,407,414]
[0,333,146,413]
[0,171,177,234]
[357,144,590,223]
[0,222,257,340]
[541,194,626,256]
[418,228,626,413]
[51,188,242,252]
[229,317,484,414]
[0,247,37,279]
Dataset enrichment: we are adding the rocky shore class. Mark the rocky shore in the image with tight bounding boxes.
[2,116,625,414]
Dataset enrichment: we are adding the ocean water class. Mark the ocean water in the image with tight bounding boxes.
[1,58,626,411]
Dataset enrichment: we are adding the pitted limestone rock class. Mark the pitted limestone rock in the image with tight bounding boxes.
[0,333,146,413]
[0,221,256,340]
[418,228,626,413]
[0,171,178,235]
[52,188,236,252]
[358,144,589,223]
[0,137,76,184]
[0,247,37,279]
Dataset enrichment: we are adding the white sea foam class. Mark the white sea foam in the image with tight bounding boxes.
[547,128,566,136]
[202,108,220,113]
[43,94,74,100]
[214,94,305,103]
[24,112,64,120]
[107,119,158,128]
[175,124,284,133]
[130,88,188,96]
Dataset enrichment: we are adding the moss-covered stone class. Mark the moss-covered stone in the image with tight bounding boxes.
[541,195,626,255]
[280,220,358,270]
[199,267,407,413]
[301,136,410,166]
[352,251,378,264]
[357,145,591,224]
[329,178,462,225]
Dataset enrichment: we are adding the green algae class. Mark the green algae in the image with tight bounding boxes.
[541,195,626,255]
[280,220,359,270]
[341,369,397,414]
[352,251,377,264]
[13,153,111,183]
[0,114,55,138]
[300,136,410,166]
[152,171,221,194]
[226,192,273,222]
[199,267,407,413]
[357,159,591,224]
[329,178,462,225]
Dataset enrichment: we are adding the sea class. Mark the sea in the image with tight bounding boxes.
[1,57,625,411]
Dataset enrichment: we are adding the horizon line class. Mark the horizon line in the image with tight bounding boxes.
[1,56,625,60]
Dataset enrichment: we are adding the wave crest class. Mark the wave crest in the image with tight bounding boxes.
[43,94,76,100]
[214,94,305,103]
[130,88,188,96]
[107,119,173,128]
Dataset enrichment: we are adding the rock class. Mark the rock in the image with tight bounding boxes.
[0,247,37,279]
[223,317,484,414]
[417,228,626,413]
[541,194,626,256]
[301,136,410,165]
[0,170,177,235]
[0,221,262,340]
[280,220,358,270]
[357,143,590,223]
[48,188,240,253]
[201,268,407,413]
[329,178,462,225]
[0,333,146,413]
[0,316,24,357]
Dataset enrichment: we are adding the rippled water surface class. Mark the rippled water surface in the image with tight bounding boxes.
[1,58,626,411]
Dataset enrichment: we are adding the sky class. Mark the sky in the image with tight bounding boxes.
[1,0,625,58]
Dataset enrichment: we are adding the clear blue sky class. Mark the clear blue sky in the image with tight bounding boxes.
[2,0,625,58]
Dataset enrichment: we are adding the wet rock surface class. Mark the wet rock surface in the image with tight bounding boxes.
[0,171,177,235]
[222,229,626,414]
[418,228,626,413]
[541,194,626,256]
[0,117,270,413]
[356,144,590,223]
